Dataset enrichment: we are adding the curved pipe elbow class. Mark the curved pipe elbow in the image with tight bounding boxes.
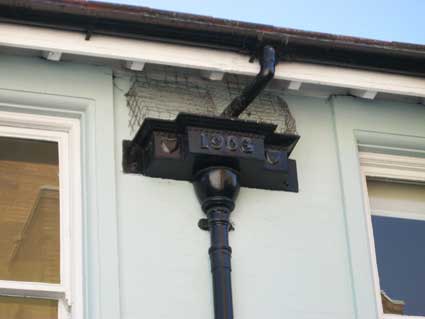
[221,45,277,118]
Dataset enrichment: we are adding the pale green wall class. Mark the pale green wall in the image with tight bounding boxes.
[1,54,424,319]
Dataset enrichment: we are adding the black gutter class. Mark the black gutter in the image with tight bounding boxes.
[0,0,425,76]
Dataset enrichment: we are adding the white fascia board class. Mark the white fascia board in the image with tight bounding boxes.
[1,22,425,98]
[278,63,425,98]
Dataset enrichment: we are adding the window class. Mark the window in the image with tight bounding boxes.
[361,152,425,318]
[0,111,83,319]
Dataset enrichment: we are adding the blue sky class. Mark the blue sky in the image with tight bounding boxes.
[101,0,425,45]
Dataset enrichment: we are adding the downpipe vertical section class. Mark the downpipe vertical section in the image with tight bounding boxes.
[208,207,233,319]
[221,45,277,118]
[193,167,240,319]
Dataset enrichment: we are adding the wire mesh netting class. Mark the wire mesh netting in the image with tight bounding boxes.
[126,65,297,134]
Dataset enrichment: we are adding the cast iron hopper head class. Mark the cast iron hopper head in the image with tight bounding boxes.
[123,113,299,191]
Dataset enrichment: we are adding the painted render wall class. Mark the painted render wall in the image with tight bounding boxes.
[1,54,425,319]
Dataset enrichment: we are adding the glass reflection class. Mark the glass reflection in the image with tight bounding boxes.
[0,296,57,319]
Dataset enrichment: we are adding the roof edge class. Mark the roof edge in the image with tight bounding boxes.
[0,0,424,76]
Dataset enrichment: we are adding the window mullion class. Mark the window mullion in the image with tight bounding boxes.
[0,280,66,300]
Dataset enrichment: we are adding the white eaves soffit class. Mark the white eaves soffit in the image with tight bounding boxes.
[1,22,425,100]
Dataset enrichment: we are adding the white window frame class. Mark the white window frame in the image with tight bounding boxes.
[360,151,425,319]
[0,110,83,319]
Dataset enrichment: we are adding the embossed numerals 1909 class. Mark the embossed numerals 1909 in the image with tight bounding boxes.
[200,132,254,154]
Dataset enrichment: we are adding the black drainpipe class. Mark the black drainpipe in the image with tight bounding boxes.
[196,45,278,319]
[221,45,277,118]
[194,167,239,319]
[123,45,299,319]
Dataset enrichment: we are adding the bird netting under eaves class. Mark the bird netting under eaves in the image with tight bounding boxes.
[126,64,297,135]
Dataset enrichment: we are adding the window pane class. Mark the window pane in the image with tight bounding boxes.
[0,137,60,283]
[368,179,425,316]
[0,295,57,319]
